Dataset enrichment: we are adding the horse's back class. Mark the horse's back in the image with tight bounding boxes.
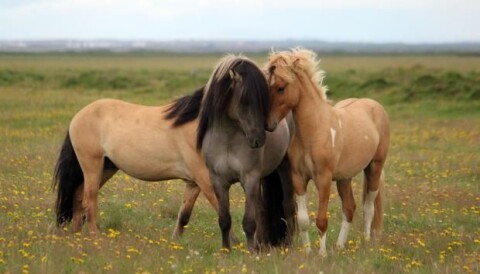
[335,98,389,129]
[68,98,200,181]
[332,98,389,179]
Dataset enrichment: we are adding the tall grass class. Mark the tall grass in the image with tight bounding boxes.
[0,54,478,273]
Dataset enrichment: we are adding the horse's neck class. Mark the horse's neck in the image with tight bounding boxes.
[207,116,242,144]
[292,79,335,140]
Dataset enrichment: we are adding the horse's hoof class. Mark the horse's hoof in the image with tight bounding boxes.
[304,246,312,255]
[171,229,182,240]
[319,249,328,257]
[229,232,240,245]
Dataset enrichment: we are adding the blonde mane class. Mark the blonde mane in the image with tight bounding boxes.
[266,48,328,101]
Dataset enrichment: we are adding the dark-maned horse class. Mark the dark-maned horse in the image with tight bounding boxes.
[193,55,296,251]
[52,87,222,238]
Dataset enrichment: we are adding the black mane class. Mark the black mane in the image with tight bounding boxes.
[164,86,204,127]
[197,57,269,150]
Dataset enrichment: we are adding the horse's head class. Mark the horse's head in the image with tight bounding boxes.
[227,62,269,148]
[264,48,326,131]
[198,55,269,149]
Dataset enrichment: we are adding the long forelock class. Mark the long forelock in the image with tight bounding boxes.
[238,61,270,119]
[198,54,267,149]
[268,48,328,101]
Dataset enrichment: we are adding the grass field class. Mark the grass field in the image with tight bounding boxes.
[0,53,479,273]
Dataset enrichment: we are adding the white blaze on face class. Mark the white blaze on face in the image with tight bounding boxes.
[330,128,336,148]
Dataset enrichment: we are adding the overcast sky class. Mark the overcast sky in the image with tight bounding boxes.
[1,0,479,43]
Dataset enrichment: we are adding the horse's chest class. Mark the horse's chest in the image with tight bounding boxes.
[290,149,316,180]
[203,144,254,182]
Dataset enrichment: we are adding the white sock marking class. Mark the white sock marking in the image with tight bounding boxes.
[296,194,311,253]
[364,189,379,240]
[336,214,350,249]
[319,232,327,257]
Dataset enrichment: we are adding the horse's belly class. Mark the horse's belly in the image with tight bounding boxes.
[118,160,184,182]
[104,138,190,182]
[261,120,290,176]
[333,142,378,180]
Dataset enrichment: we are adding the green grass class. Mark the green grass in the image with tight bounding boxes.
[0,53,479,273]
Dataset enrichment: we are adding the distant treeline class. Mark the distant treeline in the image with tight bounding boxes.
[1,40,480,54]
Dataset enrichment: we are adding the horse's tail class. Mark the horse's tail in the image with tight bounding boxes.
[257,156,296,247]
[53,131,84,227]
[364,169,384,239]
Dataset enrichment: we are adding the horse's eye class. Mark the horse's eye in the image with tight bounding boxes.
[277,86,286,93]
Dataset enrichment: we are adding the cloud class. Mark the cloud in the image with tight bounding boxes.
[0,0,479,42]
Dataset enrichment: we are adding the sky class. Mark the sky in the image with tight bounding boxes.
[1,0,479,43]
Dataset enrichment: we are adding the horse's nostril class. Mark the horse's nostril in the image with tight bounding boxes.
[249,138,261,148]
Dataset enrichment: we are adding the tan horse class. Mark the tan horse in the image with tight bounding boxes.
[53,87,221,239]
[264,48,390,256]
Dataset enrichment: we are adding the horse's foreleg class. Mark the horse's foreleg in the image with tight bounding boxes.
[335,179,356,249]
[194,174,239,244]
[211,174,232,250]
[242,173,261,251]
[173,181,201,239]
[314,171,333,257]
[292,172,310,254]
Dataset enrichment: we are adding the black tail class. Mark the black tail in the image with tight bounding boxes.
[257,156,296,247]
[53,132,84,227]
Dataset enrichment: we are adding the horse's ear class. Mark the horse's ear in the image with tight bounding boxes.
[292,58,300,68]
[229,69,242,82]
[268,65,276,74]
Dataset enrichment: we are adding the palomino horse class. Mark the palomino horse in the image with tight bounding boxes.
[192,55,296,251]
[265,48,390,256]
[53,87,220,238]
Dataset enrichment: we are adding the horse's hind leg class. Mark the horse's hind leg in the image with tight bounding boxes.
[72,184,85,232]
[77,155,105,235]
[363,160,385,241]
[71,163,117,233]
[276,156,296,246]
[335,179,356,249]
[172,181,201,239]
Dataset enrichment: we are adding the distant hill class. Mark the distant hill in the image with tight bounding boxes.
[1,40,479,54]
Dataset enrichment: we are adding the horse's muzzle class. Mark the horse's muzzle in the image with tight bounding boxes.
[265,121,278,132]
[247,134,266,149]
